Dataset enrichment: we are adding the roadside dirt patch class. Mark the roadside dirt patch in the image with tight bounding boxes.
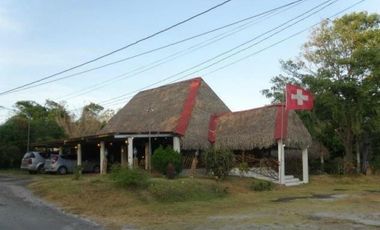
[310,212,380,227]
[272,196,309,202]
[272,193,348,202]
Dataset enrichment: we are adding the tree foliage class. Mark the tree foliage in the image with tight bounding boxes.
[262,12,380,171]
[203,149,233,180]
[152,146,182,176]
[0,100,114,168]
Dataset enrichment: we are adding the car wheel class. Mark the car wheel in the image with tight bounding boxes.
[57,166,67,175]
[37,165,45,174]
[93,165,100,173]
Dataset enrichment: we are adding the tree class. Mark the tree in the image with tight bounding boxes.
[0,99,115,168]
[262,12,380,172]
[74,103,114,137]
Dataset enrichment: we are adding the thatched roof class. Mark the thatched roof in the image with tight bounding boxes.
[280,140,329,160]
[210,105,312,150]
[98,77,230,150]
[309,140,329,159]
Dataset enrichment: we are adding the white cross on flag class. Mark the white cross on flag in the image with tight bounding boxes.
[286,84,314,110]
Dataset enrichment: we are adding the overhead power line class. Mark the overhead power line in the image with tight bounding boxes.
[97,0,336,106]
[3,0,304,96]
[59,0,305,101]
[202,0,366,77]
[103,0,365,110]
[0,0,233,96]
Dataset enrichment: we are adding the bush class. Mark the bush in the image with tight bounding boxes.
[72,165,83,180]
[370,155,380,173]
[250,179,274,191]
[0,145,23,169]
[110,166,149,189]
[238,162,249,177]
[152,146,182,176]
[203,149,233,180]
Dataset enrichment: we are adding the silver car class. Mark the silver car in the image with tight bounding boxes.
[20,151,50,174]
[44,154,100,175]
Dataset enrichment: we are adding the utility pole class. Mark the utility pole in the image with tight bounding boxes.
[26,113,31,152]
[146,105,154,172]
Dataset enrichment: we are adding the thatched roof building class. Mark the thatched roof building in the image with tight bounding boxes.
[98,77,230,150]
[209,104,312,150]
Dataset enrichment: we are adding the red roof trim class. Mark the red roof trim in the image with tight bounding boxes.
[175,78,202,135]
[215,104,282,118]
[208,114,219,143]
[274,104,289,140]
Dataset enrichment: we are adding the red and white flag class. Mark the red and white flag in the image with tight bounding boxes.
[286,84,314,110]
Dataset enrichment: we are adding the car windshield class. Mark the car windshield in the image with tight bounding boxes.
[39,152,53,159]
[23,152,35,159]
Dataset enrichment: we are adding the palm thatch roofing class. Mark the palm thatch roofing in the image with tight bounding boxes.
[98,77,230,150]
[210,105,312,150]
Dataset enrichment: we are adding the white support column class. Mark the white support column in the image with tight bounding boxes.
[173,136,181,153]
[77,143,82,166]
[100,141,106,174]
[302,148,309,183]
[127,137,133,168]
[277,140,285,184]
[58,147,63,156]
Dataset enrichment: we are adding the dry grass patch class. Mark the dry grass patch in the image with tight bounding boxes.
[28,174,380,229]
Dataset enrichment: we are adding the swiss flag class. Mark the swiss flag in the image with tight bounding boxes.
[286,84,314,110]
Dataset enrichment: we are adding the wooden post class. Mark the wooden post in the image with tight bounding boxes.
[173,136,181,153]
[100,141,106,174]
[121,144,126,167]
[77,143,82,166]
[356,142,361,173]
[144,143,149,170]
[320,153,324,172]
[190,150,199,177]
[127,137,133,168]
[302,148,309,183]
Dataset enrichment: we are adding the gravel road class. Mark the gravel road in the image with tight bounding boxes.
[0,175,103,230]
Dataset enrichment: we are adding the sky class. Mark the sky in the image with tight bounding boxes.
[0,0,379,123]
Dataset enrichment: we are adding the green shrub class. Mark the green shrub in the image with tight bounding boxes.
[110,163,121,174]
[324,158,345,175]
[238,162,249,176]
[152,146,182,175]
[72,165,83,180]
[371,155,380,173]
[203,149,233,180]
[110,166,149,189]
[250,179,274,191]
[0,145,22,169]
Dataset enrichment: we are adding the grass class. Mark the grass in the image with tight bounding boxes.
[13,172,380,229]
[0,168,30,176]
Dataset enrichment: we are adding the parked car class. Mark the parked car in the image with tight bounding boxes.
[20,151,51,174]
[44,154,100,175]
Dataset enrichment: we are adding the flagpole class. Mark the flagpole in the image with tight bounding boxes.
[278,85,286,184]
[281,86,286,141]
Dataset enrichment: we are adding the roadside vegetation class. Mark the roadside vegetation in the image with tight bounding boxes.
[25,173,380,229]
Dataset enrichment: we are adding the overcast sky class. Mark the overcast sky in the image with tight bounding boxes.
[1,0,379,123]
